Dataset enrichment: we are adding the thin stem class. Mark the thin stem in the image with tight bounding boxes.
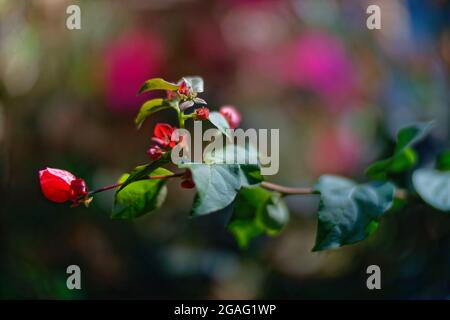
[261,181,407,200]
[176,102,185,129]
[88,172,185,196]
[179,116,185,129]
[87,169,408,201]
[261,181,315,195]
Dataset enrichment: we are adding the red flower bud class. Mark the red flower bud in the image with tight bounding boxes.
[39,168,88,203]
[219,106,241,129]
[181,170,195,189]
[194,107,209,121]
[147,144,163,160]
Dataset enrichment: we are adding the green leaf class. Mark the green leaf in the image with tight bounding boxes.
[112,167,172,219]
[227,219,265,249]
[228,187,288,248]
[313,175,395,251]
[208,112,231,139]
[228,187,270,248]
[135,98,173,129]
[138,78,179,94]
[366,147,417,180]
[412,168,450,211]
[394,121,434,153]
[181,163,241,216]
[365,121,434,179]
[436,151,450,171]
[179,141,263,217]
[118,157,169,192]
[180,162,262,217]
[239,164,264,186]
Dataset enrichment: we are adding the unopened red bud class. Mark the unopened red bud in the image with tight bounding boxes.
[194,107,210,121]
[39,167,88,203]
[147,145,163,160]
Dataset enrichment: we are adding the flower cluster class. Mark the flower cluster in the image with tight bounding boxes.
[176,79,208,111]
[39,77,241,202]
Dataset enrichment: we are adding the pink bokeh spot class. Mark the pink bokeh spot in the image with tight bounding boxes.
[284,32,359,111]
[103,30,165,113]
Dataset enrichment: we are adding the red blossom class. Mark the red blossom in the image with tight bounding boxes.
[39,168,88,203]
[152,123,177,148]
[219,106,241,129]
[194,107,210,121]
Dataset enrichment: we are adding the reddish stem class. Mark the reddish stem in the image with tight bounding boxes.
[88,171,185,195]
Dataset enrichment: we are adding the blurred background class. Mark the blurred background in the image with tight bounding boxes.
[0,0,449,299]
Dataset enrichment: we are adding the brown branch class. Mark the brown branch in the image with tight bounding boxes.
[261,181,407,200]
[260,181,315,195]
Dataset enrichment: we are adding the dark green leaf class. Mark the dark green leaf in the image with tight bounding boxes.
[135,98,173,129]
[239,164,264,186]
[180,163,242,216]
[180,160,262,216]
[112,167,172,219]
[118,157,169,192]
[365,121,433,179]
[138,78,179,94]
[436,151,450,171]
[366,148,417,179]
[394,121,434,153]
[412,168,450,211]
[313,175,395,251]
[180,141,262,217]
